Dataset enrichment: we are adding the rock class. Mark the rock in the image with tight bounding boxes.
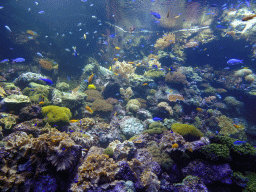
[3,94,30,110]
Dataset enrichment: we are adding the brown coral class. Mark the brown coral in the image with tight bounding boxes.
[39,59,53,70]
[71,154,119,190]
[84,89,103,102]
[157,102,173,115]
[154,33,175,49]
[165,72,187,88]
[80,117,95,130]
[91,99,113,113]
[167,94,185,102]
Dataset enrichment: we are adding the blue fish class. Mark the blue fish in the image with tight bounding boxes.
[39,78,53,85]
[5,25,11,32]
[0,59,9,63]
[72,46,78,57]
[233,141,247,145]
[12,58,25,63]
[34,123,37,126]
[227,59,243,65]
[37,52,44,57]
[109,33,115,38]
[152,65,158,69]
[153,117,163,121]
[67,76,70,81]
[150,11,161,19]
[38,11,45,14]
[216,25,226,29]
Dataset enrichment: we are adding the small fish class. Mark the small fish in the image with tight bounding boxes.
[227,59,243,65]
[39,101,44,105]
[77,23,82,26]
[0,6,4,9]
[113,58,118,61]
[12,58,25,63]
[152,64,158,69]
[39,78,53,85]
[90,4,94,6]
[38,11,45,14]
[142,83,148,86]
[70,120,79,123]
[88,73,94,84]
[92,15,97,19]
[37,52,44,57]
[115,47,121,50]
[242,14,256,21]
[72,46,79,57]
[83,34,86,40]
[110,33,115,38]
[35,1,38,5]
[114,111,117,116]
[224,67,230,70]
[34,123,37,126]
[65,48,70,52]
[69,130,74,133]
[150,11,161,19]
[167,10,170,18]
[67,76,70,81]
[85,106,93,114]
[233,141,247,145]
[109,66,112,70]
[153,117,163,121]
[103,41,108,45]
[128,62,134,64]
[216,25,226,29]
[5,25,11,32]
[169,66,175,71]
[28,8,31,11]
[0,59,9,63]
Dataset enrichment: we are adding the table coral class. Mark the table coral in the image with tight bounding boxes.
[154,32,175,49]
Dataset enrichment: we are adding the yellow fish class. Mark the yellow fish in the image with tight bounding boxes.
[128,62,134,64]
[85,106,93,114]
[114,111,117,116]
[114,73,119,76]
[142,83,148,86]
[243,67,249,69]
[70,120,79,123]
[115,47,121,50]
[88,73,94,84]
[39,101,44,105]
[109,66,112,70]
[113,58,118,61]
[83,34,86,40]
[175,15,181,19]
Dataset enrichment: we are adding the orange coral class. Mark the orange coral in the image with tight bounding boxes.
[167,94,185,102]
[39,59,53,70]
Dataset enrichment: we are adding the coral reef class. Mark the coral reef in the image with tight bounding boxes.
[112,61,136,79]
[154,32,175,49]
[165,72,188,88]
[91,99,113,114]
[126,99,141,112]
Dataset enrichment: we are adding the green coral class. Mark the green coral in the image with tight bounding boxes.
[103,147,114,158]
[143,122,167,134]
[171,123,204,142]
[203,86,216,95]
[0,116,16,129]
[144,69,165,78]
[199,143,231,162]
[147,143,174,171]
[244,172,256,192]
[42,105,72,126]
[23,86,50,105]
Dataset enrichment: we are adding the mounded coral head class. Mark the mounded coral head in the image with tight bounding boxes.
[42,105,72,126]
[91,99,113,113]
[165,72,187,88]
[84,89,103,102]
[171,123,203,142]
[126,99,141,112]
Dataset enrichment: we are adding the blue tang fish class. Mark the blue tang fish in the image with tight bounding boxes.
[153,117,163,121]
[39,78,53,85]
[0,59,9,63]
[233,141,246,145]
[150,11,161,19]
[227,59,243,65]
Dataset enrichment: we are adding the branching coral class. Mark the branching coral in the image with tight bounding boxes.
[112,61,136,79]
[120,87,134,101]
[154,32,175,49]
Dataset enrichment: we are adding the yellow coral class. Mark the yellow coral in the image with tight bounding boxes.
[154,32,175,49]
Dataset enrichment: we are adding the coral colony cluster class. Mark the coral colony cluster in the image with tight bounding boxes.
[1,3,256,192]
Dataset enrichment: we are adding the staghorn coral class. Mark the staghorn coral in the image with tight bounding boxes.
[154,32,175,49]
[71,154,119,190]
[157,102,173,115]
[112,61,136,79]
